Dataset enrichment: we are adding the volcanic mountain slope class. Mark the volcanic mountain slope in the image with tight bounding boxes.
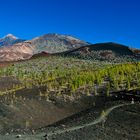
[0,42,33,61]
[130,48,140,57]
[62,42,134,55]
[30,33,90,53]
[0,34,138,62]
[59,42,135,62]
[88,42,134,55]
[0,34,25,47]
[0,33,89,61]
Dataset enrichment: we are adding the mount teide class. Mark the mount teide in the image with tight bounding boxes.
[0,33,89,61]
[0,33,137,62]
[0,34,25,47]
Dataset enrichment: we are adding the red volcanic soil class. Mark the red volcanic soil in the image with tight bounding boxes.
[31,51,51,59]
[0,62,13,68]
[131,49,140,55]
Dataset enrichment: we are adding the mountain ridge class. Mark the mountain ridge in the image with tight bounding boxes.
[0,33,139,62]
[61,42,133,55]
[0,33,89,61]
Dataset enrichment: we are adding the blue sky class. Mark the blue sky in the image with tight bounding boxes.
[0,0,140,48]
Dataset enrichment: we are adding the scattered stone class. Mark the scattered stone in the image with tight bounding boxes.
[16,134,21,138]
[31,129,35,134]
[131,98,134,104]
[43,134,49,140]
[5,133,9,135]
[61,124,66,128]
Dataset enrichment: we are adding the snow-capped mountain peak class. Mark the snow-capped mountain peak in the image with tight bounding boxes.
[0,34,24,47]
[3,34,18,39]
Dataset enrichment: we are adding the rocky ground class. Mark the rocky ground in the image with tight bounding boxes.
[41,101,140,140]
[0,100,139,140]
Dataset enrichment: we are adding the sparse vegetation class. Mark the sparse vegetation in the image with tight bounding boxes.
[0,55,139,99]
[0,54,139,137]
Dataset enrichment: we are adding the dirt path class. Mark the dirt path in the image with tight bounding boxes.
[46,103,132,138]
